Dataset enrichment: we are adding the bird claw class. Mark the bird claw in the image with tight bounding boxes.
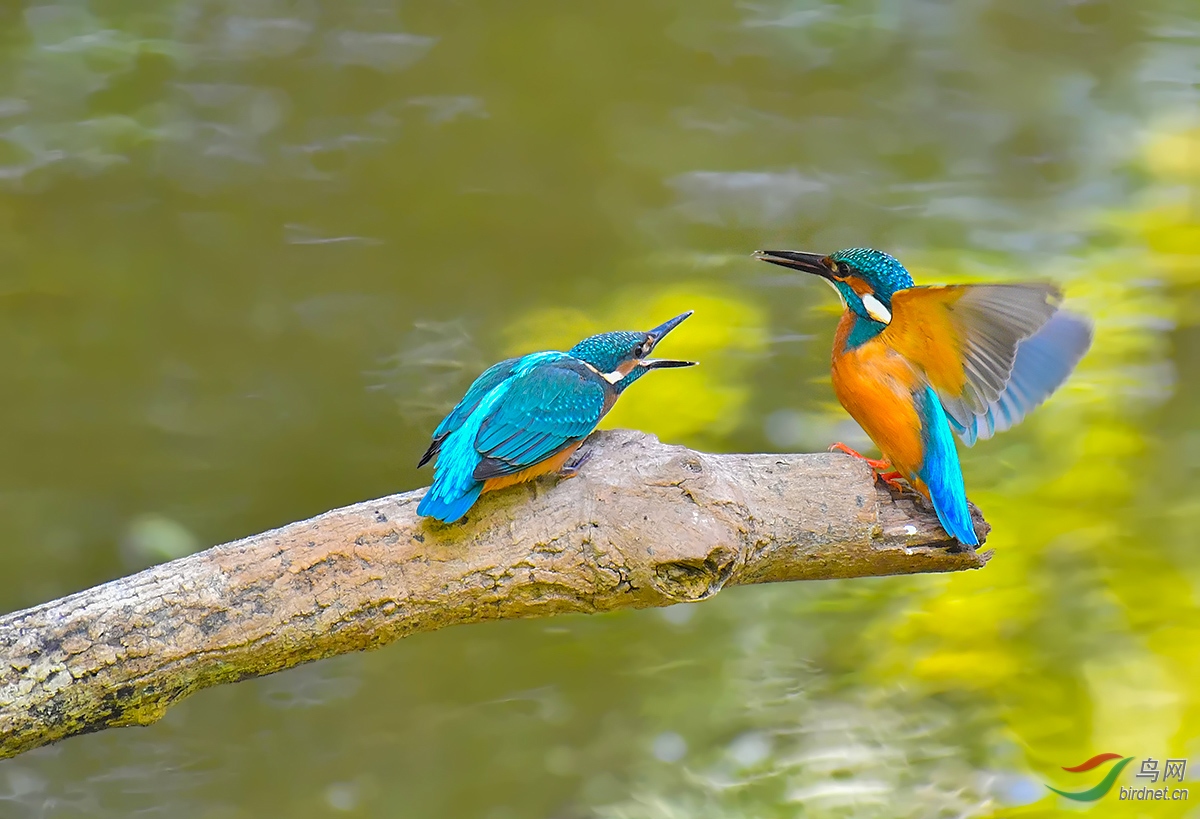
[876,470,911,494]
[828,441,892,471]
[558,448,593,479]
[829,442,914,494]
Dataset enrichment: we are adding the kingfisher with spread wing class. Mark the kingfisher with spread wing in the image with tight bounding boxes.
[753,247,1092,546]
[417,311,695,523]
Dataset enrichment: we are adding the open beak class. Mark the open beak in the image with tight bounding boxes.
[642,310,696,369]
[646,310,693,344]
[641,358,696,370]
[752,249,833,280]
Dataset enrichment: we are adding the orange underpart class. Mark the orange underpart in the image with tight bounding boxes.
[481,441,583,493]
[829,315,926,480]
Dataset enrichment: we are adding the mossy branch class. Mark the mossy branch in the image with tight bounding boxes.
[0,430,989,760]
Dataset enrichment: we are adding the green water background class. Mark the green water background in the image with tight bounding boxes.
[0,1,1198,817]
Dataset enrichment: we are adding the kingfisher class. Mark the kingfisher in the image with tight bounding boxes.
[416,311,696,523]
[753,247,1092,547]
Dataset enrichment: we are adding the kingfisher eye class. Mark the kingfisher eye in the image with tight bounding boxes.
[637,339,653,357]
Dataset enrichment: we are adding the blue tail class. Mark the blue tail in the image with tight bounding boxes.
[417,422,490,523]
[417,479,483,523]
[915,386,979,546]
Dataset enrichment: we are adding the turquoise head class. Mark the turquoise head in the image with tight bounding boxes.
[752,247,915,327]
[568,311,696,393]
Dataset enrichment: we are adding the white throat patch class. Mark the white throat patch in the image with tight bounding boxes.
[822,277,846,307]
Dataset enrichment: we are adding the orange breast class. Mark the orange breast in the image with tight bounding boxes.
[830,313,927,483]
[481,441,582,493]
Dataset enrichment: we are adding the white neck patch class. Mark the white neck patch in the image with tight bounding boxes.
[582,361,627,384]
[861,292,892,324]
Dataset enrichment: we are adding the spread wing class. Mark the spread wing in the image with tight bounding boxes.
[884,284,1090,444]
[949,309,1092,445]
[471,362,608,480]
[418,357,520,467]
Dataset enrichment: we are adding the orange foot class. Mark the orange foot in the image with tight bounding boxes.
[830,443,910,492]
[828,442,891,471]
[876,470,910,493]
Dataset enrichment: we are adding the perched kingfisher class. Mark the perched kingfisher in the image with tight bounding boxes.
[416,311,696,523]
[753,247,1092,546]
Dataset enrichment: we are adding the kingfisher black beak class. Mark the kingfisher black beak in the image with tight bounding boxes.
[752,249,834,280]
[642,358,697,370]
[642,310,695,369]
[645,310,694,345]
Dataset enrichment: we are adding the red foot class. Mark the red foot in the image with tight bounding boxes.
[828,442,892,471]
[830,442,910,492]
[876,470,910,493]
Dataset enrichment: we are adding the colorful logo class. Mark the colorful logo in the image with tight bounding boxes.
[1047,753,1134,802]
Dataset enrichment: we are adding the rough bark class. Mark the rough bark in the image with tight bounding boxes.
[0,430,989,760]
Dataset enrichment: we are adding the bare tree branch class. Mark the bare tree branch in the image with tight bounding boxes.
[0,430,989,760]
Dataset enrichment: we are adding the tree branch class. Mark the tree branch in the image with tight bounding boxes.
[0,430,989,759]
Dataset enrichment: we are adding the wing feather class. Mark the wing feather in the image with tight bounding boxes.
[884,283,1088,440]
[948,309,1093,445]
[471,362,608,480]
[418,357,520,467]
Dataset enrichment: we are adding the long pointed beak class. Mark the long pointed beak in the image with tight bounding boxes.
[641,358,697,370]
[645,310,694,347]
[752,249,833,279]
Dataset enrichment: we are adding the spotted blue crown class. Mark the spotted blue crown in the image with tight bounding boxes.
[830,248,915,301]
[569,332,644,374]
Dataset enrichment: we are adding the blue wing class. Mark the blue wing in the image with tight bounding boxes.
[416,355,606,523]
[949,310,1092,446]
[418,357,520,467]
[472,362,608,480]
[417,363,520,522]
[915,385,978,546]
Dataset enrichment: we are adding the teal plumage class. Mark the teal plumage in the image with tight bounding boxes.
[417,312,695,523]
[472,358,608,478]
[754,246,1093,546]
[418,352,571,523]
[418,358,521,469]
[824,249,916,349]
[829,248,914,301]
[914,384,977,546]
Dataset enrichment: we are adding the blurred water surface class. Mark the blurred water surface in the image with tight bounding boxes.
[1,1,1199,817]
